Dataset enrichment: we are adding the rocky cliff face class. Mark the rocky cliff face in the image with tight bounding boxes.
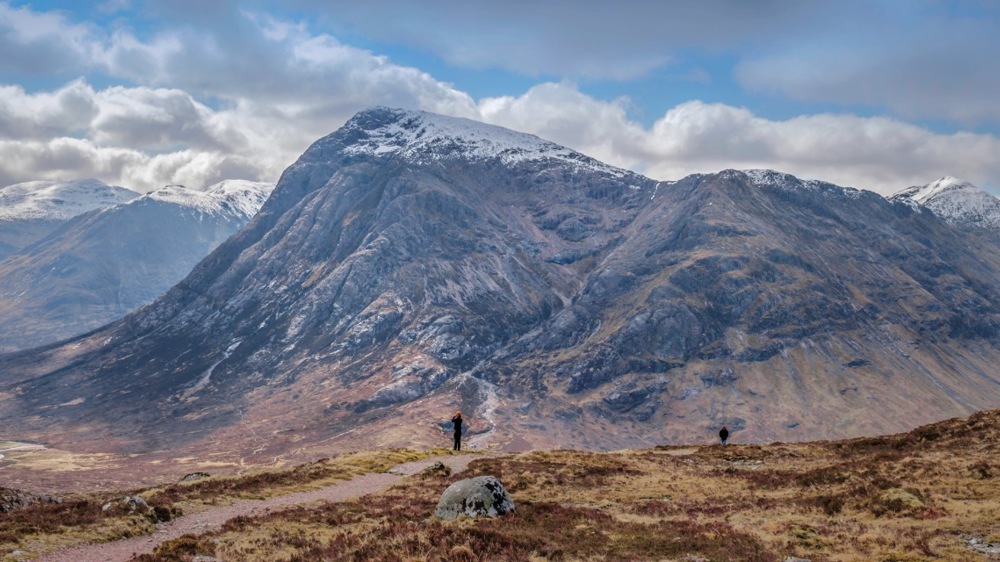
[3,108,1000,457]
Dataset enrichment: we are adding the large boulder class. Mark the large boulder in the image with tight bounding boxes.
[434,476,515,520]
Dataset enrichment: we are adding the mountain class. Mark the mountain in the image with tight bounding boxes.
[0,179,139,259]
[891,176,1000,231]
[0,179,274,352]
[3,107,1000,458]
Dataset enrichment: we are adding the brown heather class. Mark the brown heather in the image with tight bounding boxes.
[5,411,1000,561]
[0,448,440,558]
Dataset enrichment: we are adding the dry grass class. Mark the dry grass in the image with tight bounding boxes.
[7,412,1000,561]
[0,448,444,559]
[145,448,443,508]
[132,410,1000,561]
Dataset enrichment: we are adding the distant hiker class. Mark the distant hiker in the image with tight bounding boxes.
[452,411,463,451]
[719,426,729,445]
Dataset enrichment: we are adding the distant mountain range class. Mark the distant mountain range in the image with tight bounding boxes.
[1,107,1000,458]
[0,179,274,352]
[0,179,139,259]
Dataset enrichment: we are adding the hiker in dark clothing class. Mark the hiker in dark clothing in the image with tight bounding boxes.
[452,411,463,451]
[719,426,729,445]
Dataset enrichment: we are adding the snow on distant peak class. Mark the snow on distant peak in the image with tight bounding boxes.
[340,107,634,178]
[898,176,976,205]
[207,179,276,217]
[740,169,865,199]
[0,179,139,222]
[140,180,274,218]
[892,177,1000,231]
[741,169,819,189]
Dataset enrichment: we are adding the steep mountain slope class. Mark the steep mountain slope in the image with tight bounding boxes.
[2,108,1000,458]
[891,176,1000,231]
[0,179,139,259]
[0,180,274,352]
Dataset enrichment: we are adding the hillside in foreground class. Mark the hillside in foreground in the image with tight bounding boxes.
[2,409,999,561]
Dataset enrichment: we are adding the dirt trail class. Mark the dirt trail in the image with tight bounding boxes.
[37,454,481,562]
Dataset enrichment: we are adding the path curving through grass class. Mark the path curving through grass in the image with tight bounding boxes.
[37,454,479,562]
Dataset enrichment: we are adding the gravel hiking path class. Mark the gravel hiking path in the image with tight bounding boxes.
[37,454,481,562]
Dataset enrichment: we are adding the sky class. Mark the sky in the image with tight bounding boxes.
[1,0,999,195]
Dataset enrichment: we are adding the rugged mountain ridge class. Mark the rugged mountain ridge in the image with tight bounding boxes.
[2,107,1000,457]
[891,176,1000,231]
[0,180,274,352]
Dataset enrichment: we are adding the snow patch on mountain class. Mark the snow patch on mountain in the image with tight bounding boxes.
[891,177,1000,231]
[896,176,972,204]
[741,169,865,198]
[0,179,139,221]
[342,107,636,180]
[141,180,274,218]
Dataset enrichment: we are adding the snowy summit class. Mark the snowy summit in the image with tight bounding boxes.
[339,107,634,178]
[0,179,139,222]
[141,179,274,218]
[891,177,1000,231]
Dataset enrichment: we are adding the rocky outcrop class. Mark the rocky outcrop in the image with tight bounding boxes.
[0,487,62,513]
[179,472,211,483]
[434,476,515,520]
[101,495,175,523]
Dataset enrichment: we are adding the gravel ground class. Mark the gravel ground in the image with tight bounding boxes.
[36,454,481,562]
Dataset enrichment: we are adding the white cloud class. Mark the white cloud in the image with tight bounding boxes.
[5,77,997,196]
[91,86,231,150]
[0,4,997,197]
[0,3,97,74]
[0,80,98,139]
[479,83,649,171]
[479,85,1000,195]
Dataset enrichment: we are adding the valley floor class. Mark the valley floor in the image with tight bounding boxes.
[3,410,1000,561]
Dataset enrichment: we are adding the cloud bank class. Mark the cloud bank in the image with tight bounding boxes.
[0,2,998,195]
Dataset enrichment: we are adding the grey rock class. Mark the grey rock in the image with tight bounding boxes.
[700,368,738,387]
[0,487,62,513]
[179,472,211,483]
[420,461,452,478]
[966,536,1000,555]
[123,495,150,513]
[434,476,515,520]
[101,495,152,516]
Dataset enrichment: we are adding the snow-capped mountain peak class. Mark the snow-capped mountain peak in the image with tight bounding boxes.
[891,177,1000,231]
[338,106,635,178]
[903,176,976,205]
[139,180,274,218]
[0,178,139,222]
[206,179,276,217]
[742,168,823,190]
